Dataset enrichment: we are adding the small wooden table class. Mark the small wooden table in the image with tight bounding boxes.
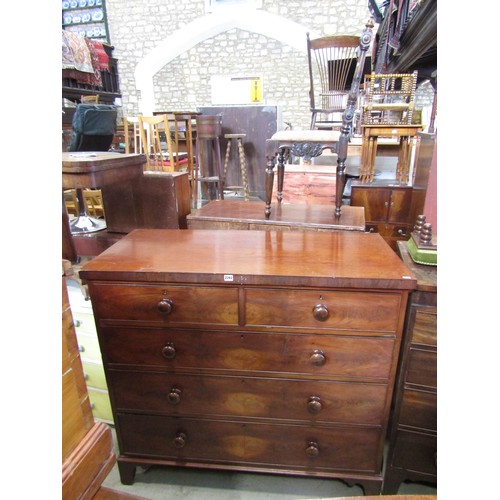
[359,124,422,184]
[62,152,146,261]
[62,152,146,189]
[265,130,348,219]
[187,199,365,232]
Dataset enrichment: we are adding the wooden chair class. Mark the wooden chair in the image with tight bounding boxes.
[307,32,362,130]
[137,114,189,172]
[123,116,143,154]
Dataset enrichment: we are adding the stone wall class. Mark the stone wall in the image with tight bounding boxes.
[105,0,434,131]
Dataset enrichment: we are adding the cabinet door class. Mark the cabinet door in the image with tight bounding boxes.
[350,187,390,222]
[387,188,412,223]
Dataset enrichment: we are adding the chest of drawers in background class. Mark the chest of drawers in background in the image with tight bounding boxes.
[80,229,416,496]
[383,241,437,493]
[67,280,114,424]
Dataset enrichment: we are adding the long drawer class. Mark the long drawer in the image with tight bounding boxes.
[108,370,388,425]
[99,327,396,380]
[116,413,382,473]
[398,388,436,431]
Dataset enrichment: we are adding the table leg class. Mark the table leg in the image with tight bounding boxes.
[397,136,409,184]
[265,156,275,218]
[335,157,345,217]
[369,136,378,183]
[276,148,286,203]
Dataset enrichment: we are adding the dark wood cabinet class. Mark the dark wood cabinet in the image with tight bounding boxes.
[350,181,412,250]
[80,229,416,495]
[383,241,437,493]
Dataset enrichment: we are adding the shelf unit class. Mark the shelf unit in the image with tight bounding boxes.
[62,0,110,43]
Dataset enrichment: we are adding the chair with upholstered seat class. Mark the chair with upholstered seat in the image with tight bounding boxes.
[265,19,374,218]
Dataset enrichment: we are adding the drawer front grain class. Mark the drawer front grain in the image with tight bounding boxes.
[117,413,381,473]
[391,429,437,476]
[411,309,437,346]
[88,283,239,325]
[405,348,437,388]
[398,388,437,431]
[245,289,401,332]
[108,370,388,425]
[100,327,396,380]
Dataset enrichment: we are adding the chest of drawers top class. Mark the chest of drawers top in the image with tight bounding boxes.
[79,229,416,290]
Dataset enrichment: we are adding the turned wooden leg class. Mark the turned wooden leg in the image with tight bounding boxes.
[276,147,286,203]
[335,159,346,217]
[265,156,276,218]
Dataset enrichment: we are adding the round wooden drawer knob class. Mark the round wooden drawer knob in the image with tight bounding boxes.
[307,396,323,414]
[173,432,187,449]
[167,387,182,405]
[158,298,174,314]
[306,441,320,457]
[310,349,326,366]
[312,304,329,321]
[162,342,176,360]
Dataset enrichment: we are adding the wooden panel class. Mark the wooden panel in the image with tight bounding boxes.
[117,413,381,473]
[197,106,280,200]
[99,327,396,380]
[108,370,388,425]
[101,171,191,233]
[411,309,437,347]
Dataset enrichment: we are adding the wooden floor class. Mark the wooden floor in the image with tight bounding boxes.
[187,199,365,232]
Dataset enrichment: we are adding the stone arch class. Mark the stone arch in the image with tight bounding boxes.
[135,9,317,113]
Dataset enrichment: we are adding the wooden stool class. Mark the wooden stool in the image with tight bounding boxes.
[195,115,224,204]
[223,133,250,201]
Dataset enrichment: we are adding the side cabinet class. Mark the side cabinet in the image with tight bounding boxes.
[350,181,413,250]
[383,241,437,493]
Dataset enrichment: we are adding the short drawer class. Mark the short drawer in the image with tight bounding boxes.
[405,347,437,388]
[411,309,437,347]
[82,360,108,390]
[76,332,103,363]
[390,429,437,476]
[117,413,381,473]
[88,387,113,423]
[100,327,396,380]
[245,289,402,333]
[73,311,97,335]
[108,370,388,425]
[88,283,238,326]
[398,388,436,431]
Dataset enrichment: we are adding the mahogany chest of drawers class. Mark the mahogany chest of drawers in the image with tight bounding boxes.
[80,229,416,495]
[383,241,437,493]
